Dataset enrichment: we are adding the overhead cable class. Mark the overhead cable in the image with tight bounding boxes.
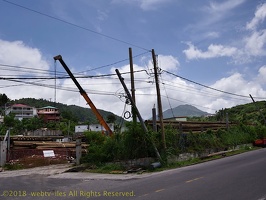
[2,0,151,52]
[163,70,265,100]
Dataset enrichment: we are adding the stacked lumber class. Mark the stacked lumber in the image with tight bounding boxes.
[12,141,89,150]
[146,120,237,133]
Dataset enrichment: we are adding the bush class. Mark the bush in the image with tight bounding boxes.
[81,123,265,165]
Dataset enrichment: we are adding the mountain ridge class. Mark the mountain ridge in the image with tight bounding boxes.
[162,104,210,118]
[9,98,121,123]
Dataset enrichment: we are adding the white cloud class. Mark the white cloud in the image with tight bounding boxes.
[183,42,238,60]
[0,39,49,76]
[244,29,266,56]
[1,38,266,120]
[242,3,266,58]
[111,0,171,11]
[258,65,266,84]
[138,0,171,10]
[206,0,246,13]
[184,2,266,62]
[205,32,220,39]
[199,0,246,27]
[97,9,109,21]
[158,55,180,71]
[246,3,266,30]
[210,73,246,94]
[0,39,54,102]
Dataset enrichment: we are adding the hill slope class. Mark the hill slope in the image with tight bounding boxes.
[163,104,210,118]
[214,101,266,124]
[11,98,121,123]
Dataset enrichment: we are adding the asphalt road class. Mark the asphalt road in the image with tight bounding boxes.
[1,148,266,200]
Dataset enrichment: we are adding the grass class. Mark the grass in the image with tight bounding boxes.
[71,146,260,174]
[4,145,260,173]
[151,146,260,172]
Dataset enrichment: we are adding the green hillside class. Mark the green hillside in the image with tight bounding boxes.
[10,98,122,124]
[163,104,210,118]
[213,101,266,124]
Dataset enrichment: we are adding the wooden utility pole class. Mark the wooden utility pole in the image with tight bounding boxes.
[152,49,166,150]
[129,48,137,124]
[116,69,162,161]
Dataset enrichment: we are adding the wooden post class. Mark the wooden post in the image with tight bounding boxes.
[152,49,166,150]
[116,69,162,161]
[76,139,81,165]
[152,105,157,132]
[129,48,137,124]
[226,112,229,130]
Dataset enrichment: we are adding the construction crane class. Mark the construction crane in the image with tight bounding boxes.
[53,55,113,136]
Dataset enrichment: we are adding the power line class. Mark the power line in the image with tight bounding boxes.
[136,93,217,112]
[2,0,151,52]
[163,70,265,100]
[3,78,118,96]
[78,51,150,74]
[0,69,147,80]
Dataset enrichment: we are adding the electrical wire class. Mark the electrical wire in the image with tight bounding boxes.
[78,51,150,74]
[0,63,66,75]
[2,0,151,52]
[0,69,147,82]
[163,70,266,100]
[2,78,118,97]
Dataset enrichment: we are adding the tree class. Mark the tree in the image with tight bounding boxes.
[22,117,44,131]
[0,93,9,106]
[107,114,116,123]
[4,113,16,127]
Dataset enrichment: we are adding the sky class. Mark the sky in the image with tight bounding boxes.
[0,0,266,120]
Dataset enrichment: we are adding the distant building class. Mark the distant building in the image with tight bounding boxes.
[75,125,89,133]
[164,116,187,122]
[89,123,114,132]
[37,106,60,122]
[75,123,114,134]
[0,115,4,123]
[5,104,37,121]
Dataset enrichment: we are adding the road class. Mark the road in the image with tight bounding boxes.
[0,148,266,200]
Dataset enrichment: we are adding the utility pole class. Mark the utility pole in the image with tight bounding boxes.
[152,49,166,150]
[129,48,137,124]
[116,69,162,161]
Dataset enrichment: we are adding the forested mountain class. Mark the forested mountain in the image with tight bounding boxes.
[213,101,266,124]
[10,98,121,123]
[163,104,210,118]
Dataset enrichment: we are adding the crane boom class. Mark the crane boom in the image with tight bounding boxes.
[53,55,113,136]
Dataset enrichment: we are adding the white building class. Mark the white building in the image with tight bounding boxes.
[75,123,114,133]
[5,104,37,121]
[75,125,89,133]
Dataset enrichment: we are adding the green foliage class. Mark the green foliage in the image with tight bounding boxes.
[93,163,125,173]
[12,98,122,123]
[163,124,265,154]
[22,117,44,131]
[0,93,9,107]
[81,122,156,165]
[211,101,266,125]
[81,131,109,164]
[81,120,266,166]
[106,114,116,123]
